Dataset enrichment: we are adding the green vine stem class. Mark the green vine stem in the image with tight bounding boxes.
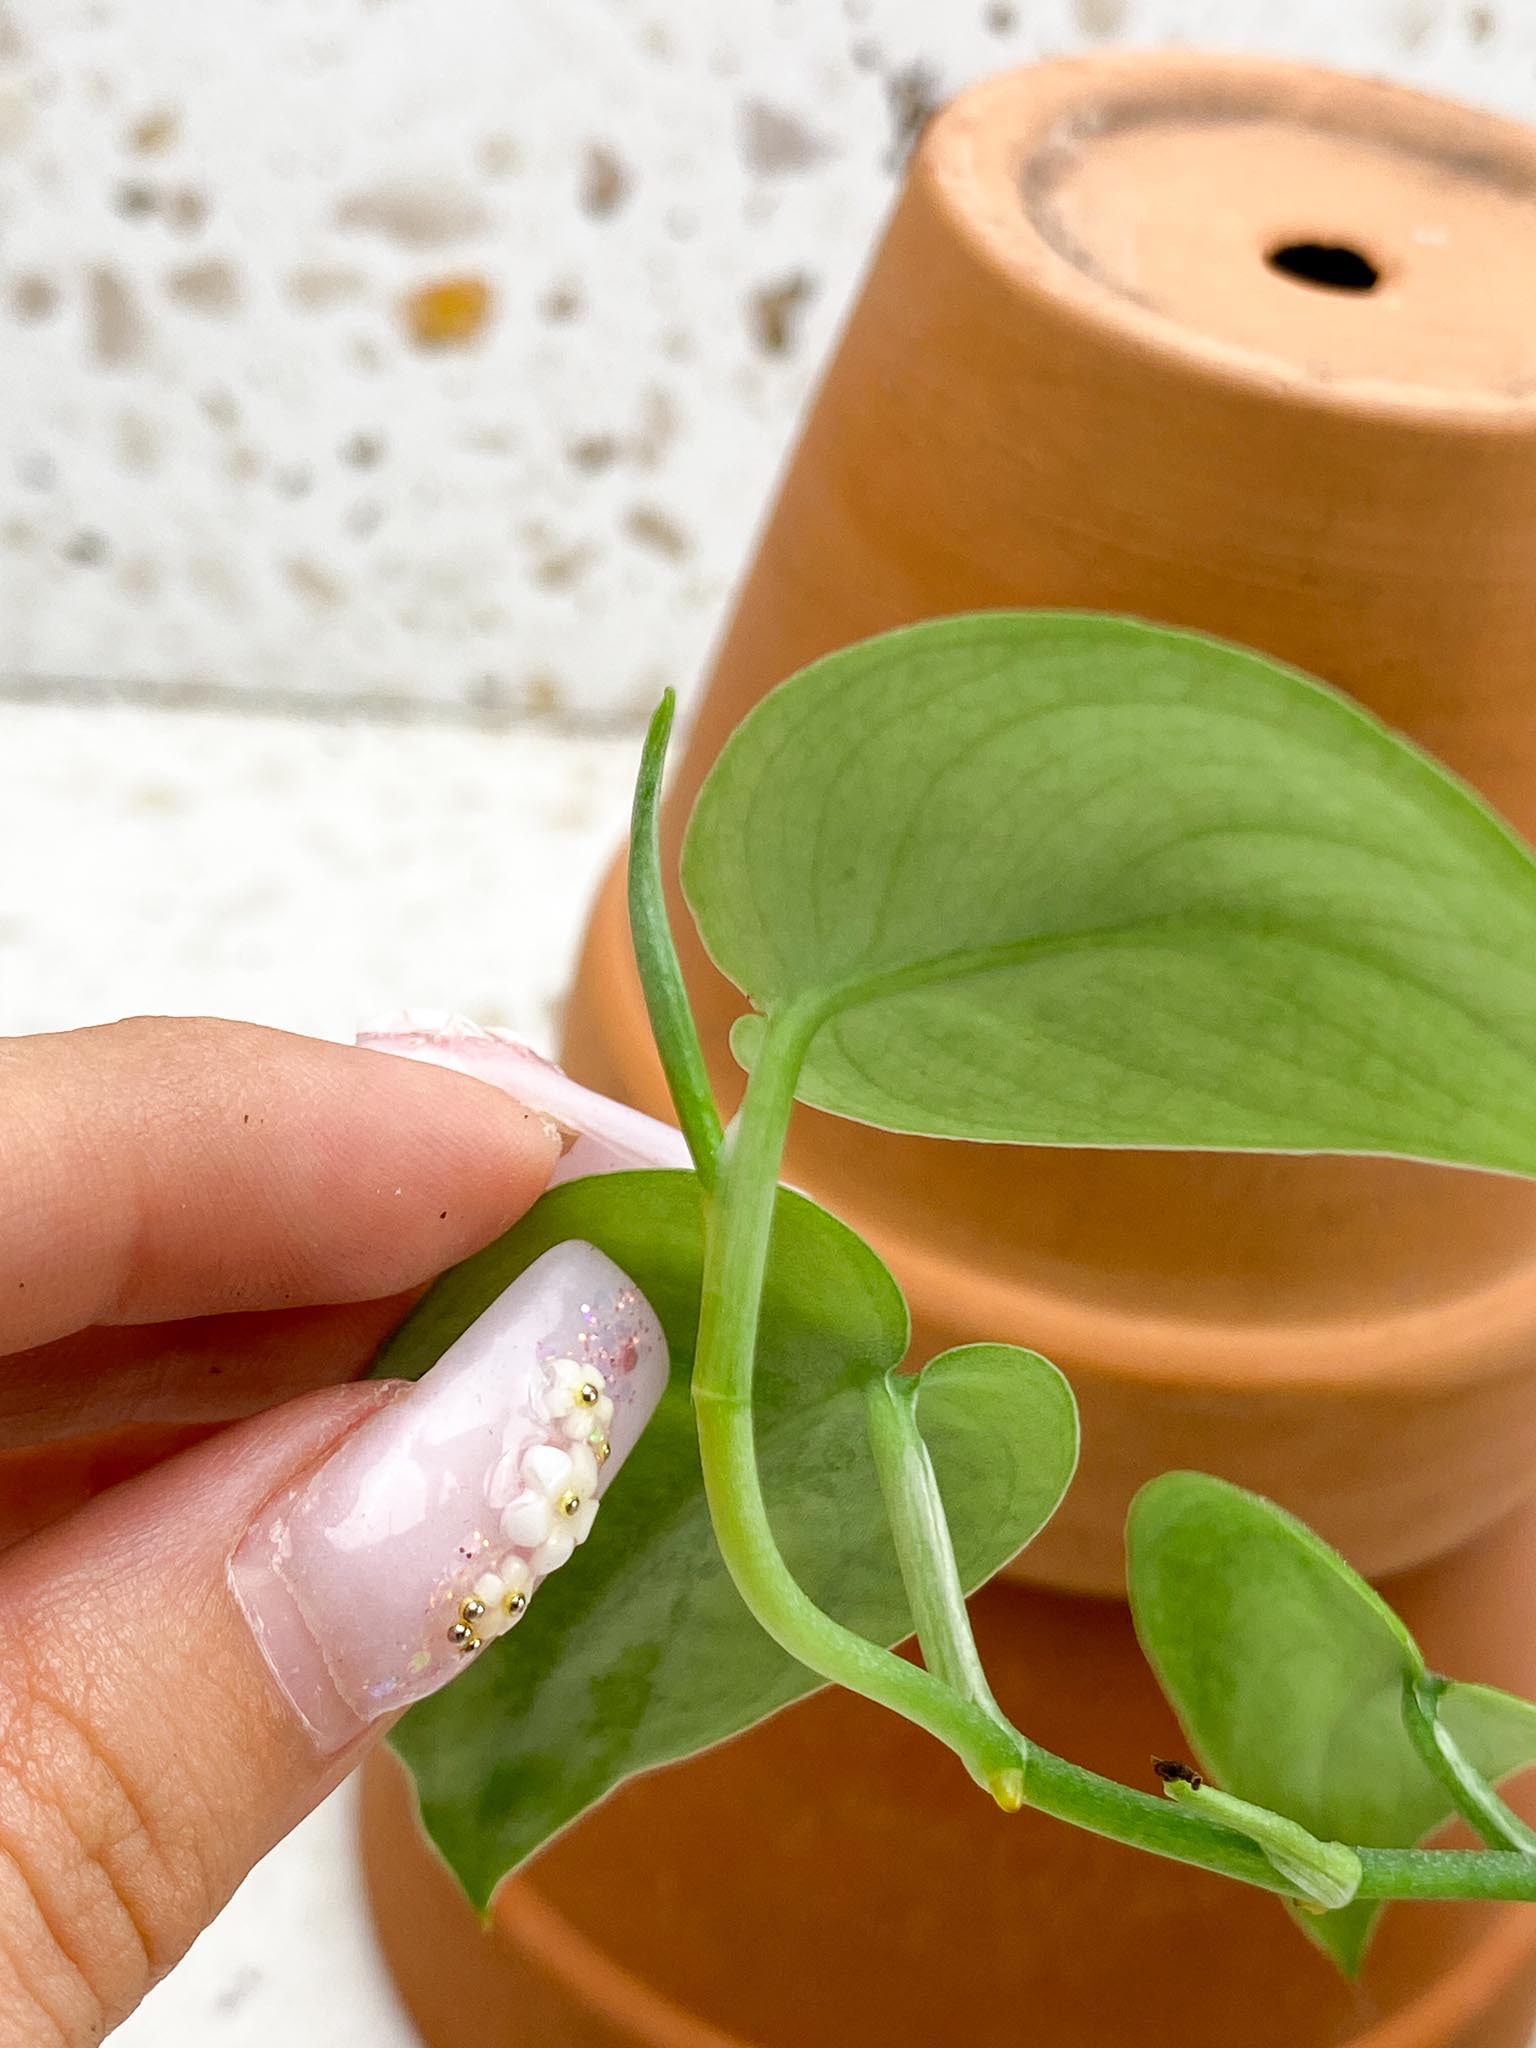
[627,692,724,1186]
[687,1001,1536,1910]
[692,996,1026,1804]
[1402,1673,1536,1856]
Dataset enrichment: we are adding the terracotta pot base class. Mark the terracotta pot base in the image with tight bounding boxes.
[363,1499,1536,2048]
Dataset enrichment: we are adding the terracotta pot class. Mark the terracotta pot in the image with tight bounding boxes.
[363,1494,1536,2048]
[562,48,1536,1597]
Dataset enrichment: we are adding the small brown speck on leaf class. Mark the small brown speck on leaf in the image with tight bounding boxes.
[403,274,493,348]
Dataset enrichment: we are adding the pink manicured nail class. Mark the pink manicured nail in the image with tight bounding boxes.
[355,1010,692,1185]
[230,1241,668,1751]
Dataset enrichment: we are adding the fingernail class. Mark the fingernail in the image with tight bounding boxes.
[356,1010,692,1184]
[230,1240,668,1751]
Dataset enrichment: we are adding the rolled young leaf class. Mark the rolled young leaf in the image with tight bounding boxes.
[683,612,1536,1174]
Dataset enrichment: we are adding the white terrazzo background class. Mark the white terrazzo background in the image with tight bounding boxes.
[2,0,1536,729]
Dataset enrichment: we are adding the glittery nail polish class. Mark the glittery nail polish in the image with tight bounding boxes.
[230,1241,668,1751]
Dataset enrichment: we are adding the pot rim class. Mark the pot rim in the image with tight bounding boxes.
[932,49,1536,439]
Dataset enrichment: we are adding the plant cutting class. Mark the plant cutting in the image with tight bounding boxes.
[373,610,1536,1983]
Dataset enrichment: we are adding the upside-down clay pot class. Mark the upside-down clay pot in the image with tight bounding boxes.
[365,50,1536,2048]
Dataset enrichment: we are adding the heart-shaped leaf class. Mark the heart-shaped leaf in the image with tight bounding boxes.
[684,612,1536,1173]
[375,1170,1078,1906]
[1127,1472,1536,1972]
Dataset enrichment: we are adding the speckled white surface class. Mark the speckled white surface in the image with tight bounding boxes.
[3,0,1536,726]
[0,700,636,1042]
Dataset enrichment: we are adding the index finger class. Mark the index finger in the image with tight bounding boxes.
[0,1016,559,1352]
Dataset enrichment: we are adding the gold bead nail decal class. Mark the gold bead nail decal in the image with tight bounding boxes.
[428,1341,624,1675]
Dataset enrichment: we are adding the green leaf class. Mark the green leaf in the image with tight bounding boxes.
[683,611,1536,1173]
[1127,1473,1536,1972]
[375,1171,1078,1906]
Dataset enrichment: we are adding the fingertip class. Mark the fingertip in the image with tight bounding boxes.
[0,1019,566,1342]
[310,1038,563,1292]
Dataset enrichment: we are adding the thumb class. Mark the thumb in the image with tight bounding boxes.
[0,1241,667,2045]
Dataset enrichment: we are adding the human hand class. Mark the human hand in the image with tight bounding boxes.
[0,1016,664,2043]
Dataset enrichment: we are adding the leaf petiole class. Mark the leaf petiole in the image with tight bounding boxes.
[863,1363,1024,1806]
